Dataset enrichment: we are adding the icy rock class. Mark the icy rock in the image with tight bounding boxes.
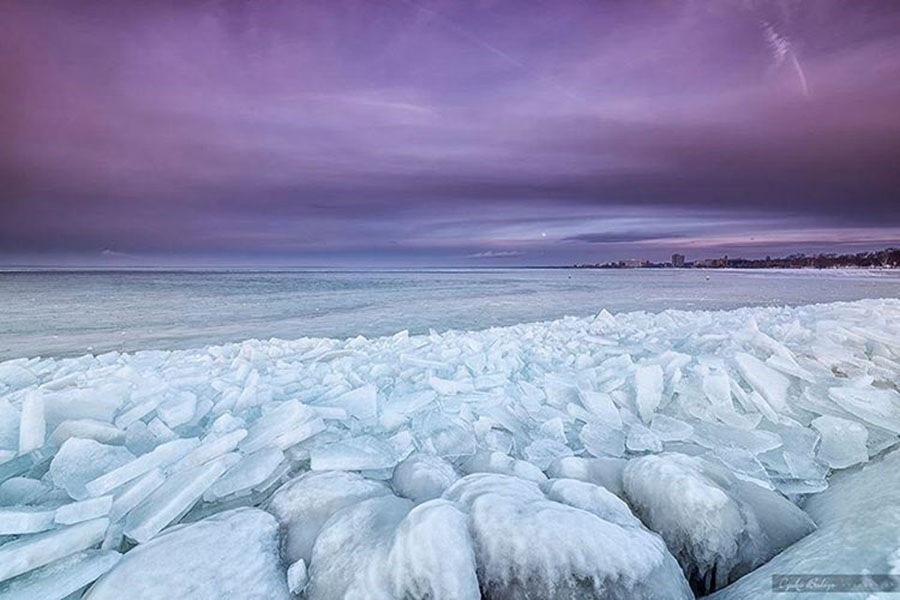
[49,439,135,501]
[547,456,627,497]
[266,470,391,564]
[18,391,45,455]
[442,473,692,599]
[391,453,459,503]
[309,434,398,471]
[124,454,233,543]
[307,495,479,600]
[87,508,290,600]
[711,448,900,600]
[0,506,57,535]
[0,517,109,584]
[622,453,814,595]
[634,364,664,422]
[0,550,120,600]
[811,415,869,470]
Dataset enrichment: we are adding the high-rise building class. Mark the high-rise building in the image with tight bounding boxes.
[672,253,685,267]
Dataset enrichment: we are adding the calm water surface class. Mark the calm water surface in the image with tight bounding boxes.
[2,268,900,360]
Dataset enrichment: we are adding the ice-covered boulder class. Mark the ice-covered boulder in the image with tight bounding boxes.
[266,470,391,564]
[85,508,290,600]
[443,473,692,600]
[710,448,900,599]
[307,496,479,600]
[623,453,815,594]
[391,453,459,503]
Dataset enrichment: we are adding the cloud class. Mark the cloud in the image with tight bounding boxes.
[466,250,524,259]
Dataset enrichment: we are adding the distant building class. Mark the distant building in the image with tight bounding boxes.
[672,253,685,267]
[621,258,649,268]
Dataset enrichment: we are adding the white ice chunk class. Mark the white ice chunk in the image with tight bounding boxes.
[310,435,399,471]
[634,364,664,422]
[49,439,135,501]
[168,429,246,473]
[87,508,289,600]
[828,386,900,434]
[0,517,109,584]
[123,454,232,543]
[155,391,197,429]
[0,507,56,535]
[391,453,459,503]
[55,495,113,525]
[0,550,120,600]
[238,400,316,453]
[580,391,622,427]
[734,353,790,413]
[267,470,391,564]
[84,437,197,497]
[547,456,627,497]
[325,384,377,420]
[205,446,284,500]
[18,392,45,455]
[811,415,869,469]
[626,423,664,453]
[286,559,308,595]
[522,438,574,470]
[580,421,626,457]
[461,450,547,483]
[651,415,694,442]
[108,468,165,522]
[48,420,125,447]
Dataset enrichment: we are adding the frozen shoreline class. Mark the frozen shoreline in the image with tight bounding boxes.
[2,297,900,598]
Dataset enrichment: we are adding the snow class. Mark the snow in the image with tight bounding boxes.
[0,297,899,597]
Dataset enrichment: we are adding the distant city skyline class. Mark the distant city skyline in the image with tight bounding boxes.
[2,1,900,266]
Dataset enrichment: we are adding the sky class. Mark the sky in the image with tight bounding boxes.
[1,0,899,266]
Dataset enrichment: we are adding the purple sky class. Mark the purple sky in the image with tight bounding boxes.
[2,0,899,266]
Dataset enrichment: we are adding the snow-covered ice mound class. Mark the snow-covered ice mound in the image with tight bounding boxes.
[710,446,900,600]
[1,298,899,598]
[623,453,815,594]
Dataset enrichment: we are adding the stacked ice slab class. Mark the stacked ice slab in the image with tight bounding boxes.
[0,298,898,598]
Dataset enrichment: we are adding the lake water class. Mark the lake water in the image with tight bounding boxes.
[2,268,900,360]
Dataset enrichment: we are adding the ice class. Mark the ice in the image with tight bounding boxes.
[391,453,459,503]
[811,415,869,469]
[442,473,692,599]
[48,420,125,447]
[124,454,233,543]
[205,446,284,501]
[734,353,790,413]
[84,437,197,497]
[580,421,626,457]
[86,508,290,600]
[634,364,664,422]
[712,447,900,599]
[623,453,815,594]
[18,391,45,455]
[267,470,391,564]
[547,456,627,497]
[0,517,109,583]
[49,439,135,501]
[286,558,308,595]
[310,435,399,471]
[307,495,479,600]
[0,362,39,391]
[0,550,120,600]
[828,386,900,434]
[1,297,899,598]
[0,507,57,535]
[55,495,113,525]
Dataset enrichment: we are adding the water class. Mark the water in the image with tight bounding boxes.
[2,268,899,360]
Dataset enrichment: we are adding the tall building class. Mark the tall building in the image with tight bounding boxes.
[672,253,685,267]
